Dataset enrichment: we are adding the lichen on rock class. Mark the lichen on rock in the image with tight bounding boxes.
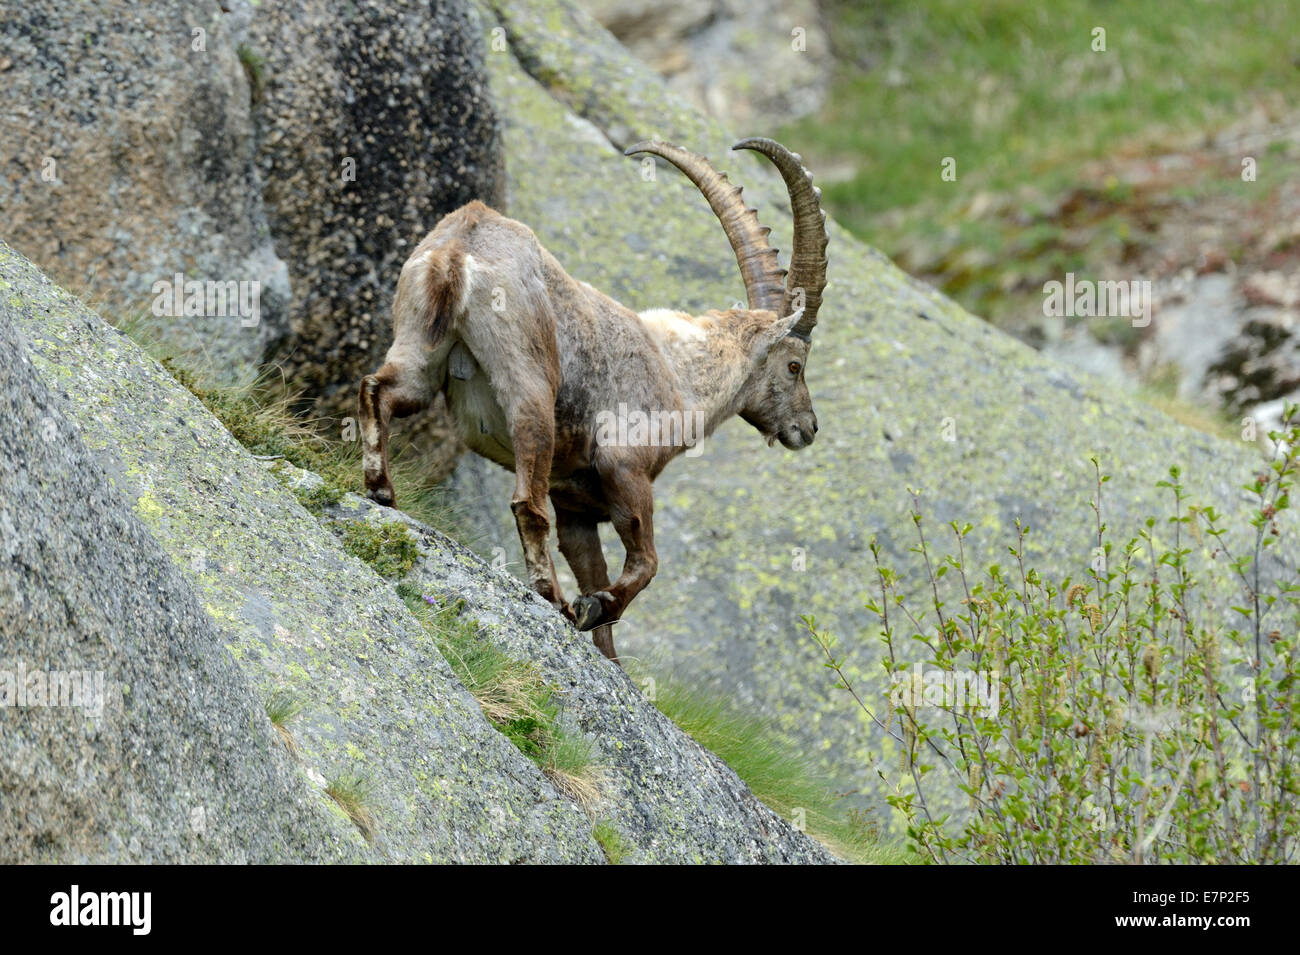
[2,240,600,863]
[456,0,1300,799]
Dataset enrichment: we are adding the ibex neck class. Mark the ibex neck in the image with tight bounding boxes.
[638,307,772,439]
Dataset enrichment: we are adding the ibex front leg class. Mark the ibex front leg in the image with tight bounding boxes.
[359,359,431,507]
[572,462,657,632]
[555,507,619,663]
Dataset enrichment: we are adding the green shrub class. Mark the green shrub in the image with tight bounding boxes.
[807,406,1300,863]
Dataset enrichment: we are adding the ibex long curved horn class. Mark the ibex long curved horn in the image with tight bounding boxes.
[732,138,828,339]
[624,141,787,315]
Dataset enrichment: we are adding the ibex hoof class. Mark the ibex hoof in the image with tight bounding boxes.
[366,485,395,507]
[573,591,615,631]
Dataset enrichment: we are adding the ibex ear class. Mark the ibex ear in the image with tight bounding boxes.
[750,308,806,361]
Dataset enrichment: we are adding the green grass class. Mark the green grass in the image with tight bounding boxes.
[787,0,1300,229]
[111,313,463,536]
[780,0,1300,342]
[592,819,632,864]
[396,583,604,810]
[636,667,907,864]
[265,687,304,755]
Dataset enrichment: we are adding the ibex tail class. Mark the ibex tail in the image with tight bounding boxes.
[396,240,468,345]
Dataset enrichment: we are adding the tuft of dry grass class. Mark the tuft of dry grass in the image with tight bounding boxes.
[540,740,606,814]
[265,688,304,756]
[325,772,377,843]
[109,311,465,536]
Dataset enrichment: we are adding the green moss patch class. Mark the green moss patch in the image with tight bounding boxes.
[337,521,420,579]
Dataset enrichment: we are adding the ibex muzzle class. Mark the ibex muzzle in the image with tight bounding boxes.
[360,139,829,663]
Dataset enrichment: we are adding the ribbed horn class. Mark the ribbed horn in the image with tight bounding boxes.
[731,137,828,338]
[624,140,786,314]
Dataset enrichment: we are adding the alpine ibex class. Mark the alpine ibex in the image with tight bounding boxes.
[359,139,828,663]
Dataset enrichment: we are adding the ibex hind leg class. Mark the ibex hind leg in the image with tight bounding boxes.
[555,507,620,664]
[359,358,433,507]
[456,288,571,620]
[504,398,573,620]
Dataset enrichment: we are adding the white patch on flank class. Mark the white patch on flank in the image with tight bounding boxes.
[638,308,705,342]
[460,254,477,312]
[399,249,426,279]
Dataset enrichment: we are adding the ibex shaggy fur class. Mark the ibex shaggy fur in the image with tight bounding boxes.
[359,139,829,663]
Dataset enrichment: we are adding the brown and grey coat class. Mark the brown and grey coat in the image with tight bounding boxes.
[360,139,829,663]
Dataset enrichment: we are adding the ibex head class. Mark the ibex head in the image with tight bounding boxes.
[624,137,829,451]
[739,320,818,449]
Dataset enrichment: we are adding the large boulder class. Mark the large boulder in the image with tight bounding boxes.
[0,0,502,461]
[2,241,599,863]
[0,294,361,863]
[244,0,505,432]
[454,0,1299,794]
[0,0,290,380]
[1,239,832,863]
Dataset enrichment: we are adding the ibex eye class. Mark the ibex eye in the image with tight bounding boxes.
[788,361,801,375]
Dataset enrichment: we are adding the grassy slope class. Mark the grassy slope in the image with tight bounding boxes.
[638,666,909,864]
[782,0,1300,325]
